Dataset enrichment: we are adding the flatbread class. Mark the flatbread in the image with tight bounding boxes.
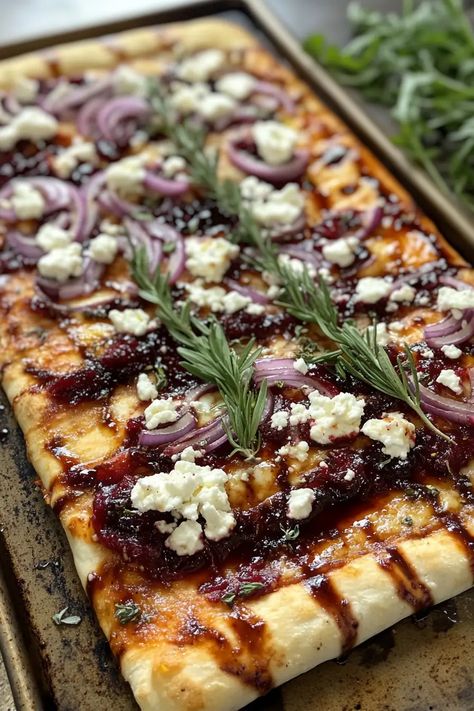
[0,17,473,711]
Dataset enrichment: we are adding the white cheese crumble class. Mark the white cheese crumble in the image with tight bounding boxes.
[361,412,416,459]
[169,82,210,115]
[36,224,72,252]
[277,441,309,462]
[53,141,97,179]
[437,286,474,313]
[12,76,39,103]
[355,277,392,304]
[10,181,45,220]
[177,49,225,83]
[136,373,158,402]
[0,107,58,151]
[109,308,151,336]
[270,410,289,430]
[215,72,256,100]
[240,176,304,227]
[390,284,416,303]
[88,233,118,264]
[441,344,462,359]
[344,469,356,482]
[289,403,310,426]
[252,120,297,166]
[144,397,179,429]
[130,459,236,554]
[162,155,186,178]
[184,281,250,314]
[185,237,239,282]
[287,488,315,520]
[308,392,365,445]
[293,357,308,375]
[37,243,83,282]
[165,520,203,556]
[436,368,462,394]
[199,93,236,122]
[113,65,147,97]
[106,154,146,196]
[322,237,359,267]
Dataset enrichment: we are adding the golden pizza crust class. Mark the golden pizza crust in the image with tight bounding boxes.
[0,16,473,711]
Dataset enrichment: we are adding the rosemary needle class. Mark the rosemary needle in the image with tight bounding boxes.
[131,247,267,458]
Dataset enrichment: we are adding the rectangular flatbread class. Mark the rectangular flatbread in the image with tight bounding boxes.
[0,17,473,711]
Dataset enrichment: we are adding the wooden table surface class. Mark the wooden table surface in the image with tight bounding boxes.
[0,1,401,709]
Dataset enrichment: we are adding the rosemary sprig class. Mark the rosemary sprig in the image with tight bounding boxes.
[114,601,141,625]
[277,269,451,441]
[148,82,448,440]
[132,248,266,457]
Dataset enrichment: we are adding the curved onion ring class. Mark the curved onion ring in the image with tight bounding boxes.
[139,412,196,447]
[36,258,104,301]
[254,358,338,396]
[6,231,43,260]
[223,278,270,305]
[355,205,384,240]
[76,95,109,138]
[424,310,474,348]
[124,217,163,275]
[228,136,309,184]
[417,382,474,425]
[97,96,150,144]
[43,76,112,115]
[253,80,295,114]
[143,171,189,198]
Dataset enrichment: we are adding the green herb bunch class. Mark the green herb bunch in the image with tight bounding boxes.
[304,0,474,208]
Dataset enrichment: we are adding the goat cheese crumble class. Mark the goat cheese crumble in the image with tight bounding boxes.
[436,368,462,394]
[355,277,392,304]
[441,344,462,359]
[109,308,151,336]
[215,72,256,100]
[144,397,179,429]
[177,49,225,83]
[130,459,236,555]
[10,181,45,220]
[287,488,315,520]
[390,283,416,303]
[277,441,309,462]
[36,224,72,252]
[252,120,297,166]
[88,233,118,264]
[308,392,365,445]
[106,154,146,196]
[0,107,58,151]
[322,236,359,267]
[53,141,97,179]
[437,286,474,313]
[37,243,83,282]
[361,412,416,459]
[270,410,289,430]
[185,237,239,282]
[136,373,158,402]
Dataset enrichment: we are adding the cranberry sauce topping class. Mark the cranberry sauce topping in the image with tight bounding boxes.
[30,328,198,404]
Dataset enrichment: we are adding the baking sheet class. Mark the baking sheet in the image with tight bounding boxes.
[0,1,473,709]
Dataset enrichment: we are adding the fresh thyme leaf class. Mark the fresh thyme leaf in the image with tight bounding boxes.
[52,607,81,626]
[115,601,141,625]
[304,0,474,209]
[221,582,265,606]
[131,248,266,457]
[280,523,300,541]
[154,363,167,391]
[277,270,451,441]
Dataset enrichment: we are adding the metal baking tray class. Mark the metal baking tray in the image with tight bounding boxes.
[0,1,473,710]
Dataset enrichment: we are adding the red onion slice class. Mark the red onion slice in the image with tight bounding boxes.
[228,136,309,184]
[354,205,384,240]
[6,231,43,260]
[425,310,474,348]
[254,358,338,396]
[163,416,226,456]
[253,81,295,113]
[439,275,473,290]
[223,278,270,305]
[76,95,109,138]
[139,412,196,447]
[166,233,186,285]
[44,76,113,115]
[279,244,321,269]
[36,258,104,301]
[143,171,189,198]
[124,217,163,275]
[96,96,150,144]
[417,382,474,425]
